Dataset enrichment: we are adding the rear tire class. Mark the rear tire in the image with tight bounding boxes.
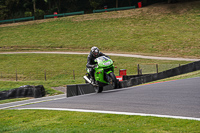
[109,72,117,89]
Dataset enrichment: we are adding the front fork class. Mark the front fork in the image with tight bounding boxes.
[105,71,112,82]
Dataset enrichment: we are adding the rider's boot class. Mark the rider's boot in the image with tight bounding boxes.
[91,77,95,84]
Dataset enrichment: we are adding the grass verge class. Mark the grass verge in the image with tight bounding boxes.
[0,98,30,104]
[0,110,199,132]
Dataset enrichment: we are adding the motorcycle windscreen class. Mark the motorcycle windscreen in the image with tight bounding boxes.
[95,56,113,67]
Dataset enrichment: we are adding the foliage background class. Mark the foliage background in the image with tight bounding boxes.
[1,0,193,20]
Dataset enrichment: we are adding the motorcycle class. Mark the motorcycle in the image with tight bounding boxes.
[83,56,118,93]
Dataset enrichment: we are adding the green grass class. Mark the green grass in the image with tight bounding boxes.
[0,54,88,81]
[0,110,199,133]
[0,2,200,58]
[0,98,30,104]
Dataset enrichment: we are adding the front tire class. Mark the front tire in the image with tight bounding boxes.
[94,86,103,93]
[109,72,117,89]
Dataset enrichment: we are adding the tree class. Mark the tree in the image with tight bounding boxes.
[0,3,8,19]
[33,0,36,14]
[1,0,21,19]
[168,0,177,3]
[89,0,105,9]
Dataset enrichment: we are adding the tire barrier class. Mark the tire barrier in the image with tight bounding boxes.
[67,84,94,97]
[0,85,45,100]
[67,60,200,97]
[67,84,117,97]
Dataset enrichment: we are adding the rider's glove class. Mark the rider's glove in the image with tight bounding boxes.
[92,65,97,68]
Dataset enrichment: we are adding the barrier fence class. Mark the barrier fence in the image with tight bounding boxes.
[0,64,183,81]
[0,69,85,81]
[138,64,181,75]
[0,16,35,23]
[44,11,84,19]
[93,6,135,13]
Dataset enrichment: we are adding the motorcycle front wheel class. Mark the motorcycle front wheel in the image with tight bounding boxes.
[94,86,103,93]
[109,72,118,89]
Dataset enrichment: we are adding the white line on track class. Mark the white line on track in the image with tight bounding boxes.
[1,94,66,106]
[0,95,66,110]
[17,107,200,121]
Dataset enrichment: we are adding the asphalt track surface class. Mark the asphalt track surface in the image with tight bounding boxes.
[3,77,199,120]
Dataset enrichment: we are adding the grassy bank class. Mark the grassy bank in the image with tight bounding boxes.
[0,110,199,132]
[0,2,200,58]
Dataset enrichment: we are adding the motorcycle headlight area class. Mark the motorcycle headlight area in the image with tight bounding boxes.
[103,61,111,66]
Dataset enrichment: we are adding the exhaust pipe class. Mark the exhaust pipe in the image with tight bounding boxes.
[83,76,91,84]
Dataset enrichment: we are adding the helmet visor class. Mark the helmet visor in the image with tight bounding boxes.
[94,52,98,56]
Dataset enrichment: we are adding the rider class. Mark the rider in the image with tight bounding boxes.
[86,46,110,84]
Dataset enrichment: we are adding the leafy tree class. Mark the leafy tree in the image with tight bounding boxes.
[33,0,36,14]
[0,0,8,19]
[89,0,105,9]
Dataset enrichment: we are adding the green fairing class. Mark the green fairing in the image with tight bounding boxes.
[94,56,114,84]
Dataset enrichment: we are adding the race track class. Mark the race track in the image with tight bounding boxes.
[3,77,200,120]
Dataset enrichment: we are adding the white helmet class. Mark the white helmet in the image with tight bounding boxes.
[91,46,99,57]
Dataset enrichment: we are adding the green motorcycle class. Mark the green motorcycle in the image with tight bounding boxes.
[83,56,118,93]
